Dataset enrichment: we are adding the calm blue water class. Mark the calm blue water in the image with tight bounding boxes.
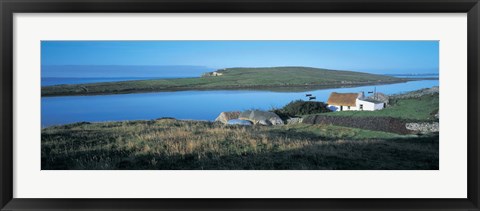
[41,80,439,127]
[385,74,439,79]
[42,77,195,86]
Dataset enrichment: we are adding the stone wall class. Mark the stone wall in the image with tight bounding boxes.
[405,122,439,134]
[302,115,412,134]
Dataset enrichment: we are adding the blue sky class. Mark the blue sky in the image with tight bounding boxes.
[41,41,439,74]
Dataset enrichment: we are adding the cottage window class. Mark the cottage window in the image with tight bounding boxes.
[347,106,350,110]
[360,104,363,110]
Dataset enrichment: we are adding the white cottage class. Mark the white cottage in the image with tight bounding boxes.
[327,92,385,111]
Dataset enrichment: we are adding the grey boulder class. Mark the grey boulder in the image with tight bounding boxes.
[215,111,241,124]
[239,110,284,125]
[227,119,253,126]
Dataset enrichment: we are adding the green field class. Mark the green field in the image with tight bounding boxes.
[41,119,438,170]
[41,66,412,96]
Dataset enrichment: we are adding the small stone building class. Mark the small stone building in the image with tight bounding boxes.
[327,92,385,111]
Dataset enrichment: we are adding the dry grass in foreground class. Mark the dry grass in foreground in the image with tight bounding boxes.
[41,119,438,170]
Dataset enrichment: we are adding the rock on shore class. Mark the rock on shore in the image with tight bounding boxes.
[215,111,241,124]
[239,110,284,125]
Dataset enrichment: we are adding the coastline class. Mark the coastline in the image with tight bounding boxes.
[42,87,439,128]
[41,77,426,97]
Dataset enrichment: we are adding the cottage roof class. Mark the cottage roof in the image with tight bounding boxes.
[327,92,358,106]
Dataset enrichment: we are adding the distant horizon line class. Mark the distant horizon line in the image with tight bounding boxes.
[41,65,438,73]
[42,73,440,79]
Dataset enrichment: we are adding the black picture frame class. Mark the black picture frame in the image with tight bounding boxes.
[1,0,479,210]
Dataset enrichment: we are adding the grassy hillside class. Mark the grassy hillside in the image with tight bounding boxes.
[42,66,411,97]
[42,119,438,170]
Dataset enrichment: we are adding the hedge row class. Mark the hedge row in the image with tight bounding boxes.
[272,100,331,120]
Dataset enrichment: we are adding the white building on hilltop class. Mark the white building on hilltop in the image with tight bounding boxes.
[327,92,385,111]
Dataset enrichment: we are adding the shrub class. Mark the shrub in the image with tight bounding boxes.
[275,100,331,117]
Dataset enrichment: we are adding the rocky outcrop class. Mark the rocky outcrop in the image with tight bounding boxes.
[287,117,303,125]
[227,119,253,126]
[258,119,273,126]
[239,110,284,125]
[405,122,439,134]
[215,111,241,124]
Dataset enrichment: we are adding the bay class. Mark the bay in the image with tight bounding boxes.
[41,79,439,127]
